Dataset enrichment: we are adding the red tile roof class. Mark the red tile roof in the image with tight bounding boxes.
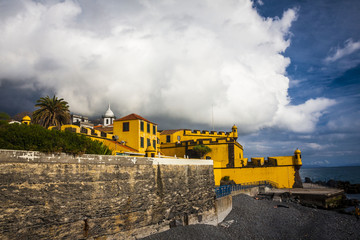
[94,125,114,132]
[114,113,157,125]
[160,129,183,135]
[109,140,139,152]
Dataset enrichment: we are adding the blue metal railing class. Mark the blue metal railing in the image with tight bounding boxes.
[215,180,276,198]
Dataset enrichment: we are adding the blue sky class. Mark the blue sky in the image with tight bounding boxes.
[243,0,360,166]
[0,0,359,166]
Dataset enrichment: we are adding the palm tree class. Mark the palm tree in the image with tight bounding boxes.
[33,95,70,128]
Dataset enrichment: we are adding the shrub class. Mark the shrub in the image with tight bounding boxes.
[220,176,236,186]
[191,144,212,158]
[0,122,112,155]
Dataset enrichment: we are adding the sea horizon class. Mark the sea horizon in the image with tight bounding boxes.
[302,165,360,168]
[300,165,360,184]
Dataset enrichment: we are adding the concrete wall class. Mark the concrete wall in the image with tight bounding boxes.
[0,150,216,240]
[214,195,232,224]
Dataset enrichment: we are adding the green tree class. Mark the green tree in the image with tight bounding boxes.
[0,112,10,120]
[33,95,70,128]
[192,144,212,159]
[0,123,112,155]
[0,112,10,126]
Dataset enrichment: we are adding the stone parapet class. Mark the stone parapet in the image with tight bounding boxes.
[0,149,216,239]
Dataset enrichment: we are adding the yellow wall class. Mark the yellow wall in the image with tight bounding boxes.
[160,144,186,158]
[209,143,229,168]
[113,120,140,150]
[214,166,297,188]
[113,119,158,154]
[61,125,81,134]
[268,156,300,166]
[234,144,244,167]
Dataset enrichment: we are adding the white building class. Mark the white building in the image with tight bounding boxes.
[102,104,116,126]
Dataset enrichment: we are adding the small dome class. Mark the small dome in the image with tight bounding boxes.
[294,149,301,154]
[22,116,31,121]
[104,104,115,118]
[232,124,238,130]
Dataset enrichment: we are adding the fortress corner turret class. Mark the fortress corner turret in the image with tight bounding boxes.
[21,116,31,125]
[232,124,238,140]
[145,146,156,157]
[294,149,302,166]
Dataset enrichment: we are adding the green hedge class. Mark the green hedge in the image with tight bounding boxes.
[0,122,112,155]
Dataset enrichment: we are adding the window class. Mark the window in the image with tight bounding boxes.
[140,121,144,131]
[140,137,144,148]
[177,136,181,141]
[123,122,129,132]
[153,125,156,135]
[147,138,151,147]
[166,135,171,143]
[153,140,156,148]
[147,123,150,133]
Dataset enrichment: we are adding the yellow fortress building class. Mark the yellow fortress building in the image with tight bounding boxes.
[44,109,302,189]
[160,126,302,188]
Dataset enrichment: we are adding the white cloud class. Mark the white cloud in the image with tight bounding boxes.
[306,143,325,150]
[325,38,360,63]
[0,0,334,133]
[257,0,264,6]
[272,98,336,133]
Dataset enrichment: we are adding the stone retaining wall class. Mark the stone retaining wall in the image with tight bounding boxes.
[0,150,216,239]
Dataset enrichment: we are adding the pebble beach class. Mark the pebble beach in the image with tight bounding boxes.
[143,194,360,240]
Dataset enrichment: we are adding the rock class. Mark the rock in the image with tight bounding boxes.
[219,220,234,228]
[326,179,337,188]
[304,177,313,183]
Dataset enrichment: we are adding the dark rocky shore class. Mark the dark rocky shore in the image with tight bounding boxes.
[142,194,360,240]
[305,177,360,194]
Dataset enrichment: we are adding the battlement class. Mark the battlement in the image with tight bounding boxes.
[184,129,229,137]
[162,137,243,150]
[55,124,115,140]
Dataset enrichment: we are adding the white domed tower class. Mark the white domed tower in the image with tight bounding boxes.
[102,104,116,126]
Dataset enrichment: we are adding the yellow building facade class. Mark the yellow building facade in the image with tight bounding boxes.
[113,113,159,154]
[49,113,160,156]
